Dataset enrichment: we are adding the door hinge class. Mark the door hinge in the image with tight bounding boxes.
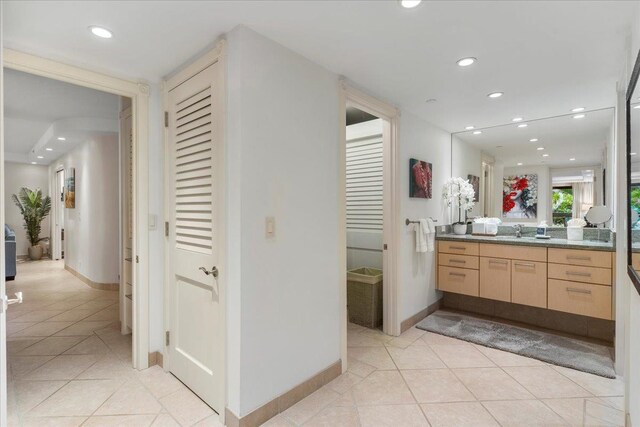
[383,244,388,250]
[164,111,169,128]
[136,255,139,264]
[165,221,169,237]
[165,331,170,346]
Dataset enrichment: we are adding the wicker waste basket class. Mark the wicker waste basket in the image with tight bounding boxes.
[347,267,383,328]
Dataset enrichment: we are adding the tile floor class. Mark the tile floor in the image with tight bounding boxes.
[5,260,625,426]
[263,323,625,426]
[5,259,222,427]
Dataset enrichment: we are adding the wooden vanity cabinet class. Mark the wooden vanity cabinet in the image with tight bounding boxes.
[479,257,511,302]
[511,260,547,308]
[437,241,479,297]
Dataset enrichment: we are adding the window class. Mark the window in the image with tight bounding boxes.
[552,186,573,226]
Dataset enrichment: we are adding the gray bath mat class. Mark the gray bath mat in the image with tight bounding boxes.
[416,311,615,378]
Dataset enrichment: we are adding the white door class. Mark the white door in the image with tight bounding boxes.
[166,61,222,412]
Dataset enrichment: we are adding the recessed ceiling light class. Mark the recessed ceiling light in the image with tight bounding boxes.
[517,162,523,166]
[473,131,482,135]
[571,107,585,112]
[512,117,523,122]
[632,152,637,156]
[487,92,503,99]
[31,162,37,165]
[529,138,538,142]
[399,0,422,8]
[569,158,576,161]
[573,114,585,119]
[89,26,113,39]
[537,147,545,151]
[46,148,53,151]
[542,154,549,157]
[57,137,66,141]
[456,57,476,67]
[634,105,640,110]
[465,126,475,130]
[37,156,44,159]
[517,123,528,128]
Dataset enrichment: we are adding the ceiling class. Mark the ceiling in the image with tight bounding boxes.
[3,1,636,134]
[4,68,120,165]
[455,108,614,168]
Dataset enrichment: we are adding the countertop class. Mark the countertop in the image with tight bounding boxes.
[436,233,615,252]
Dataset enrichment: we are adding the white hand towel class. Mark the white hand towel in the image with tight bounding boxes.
[426,218,436,252]
[415,219,428,253]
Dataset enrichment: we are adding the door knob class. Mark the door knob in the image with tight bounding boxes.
[199,266,219,278]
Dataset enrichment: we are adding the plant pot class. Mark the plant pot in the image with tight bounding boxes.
[28,245,43,261]
[453,223,467,235]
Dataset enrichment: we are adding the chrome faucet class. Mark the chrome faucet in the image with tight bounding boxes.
[513,224,523,238]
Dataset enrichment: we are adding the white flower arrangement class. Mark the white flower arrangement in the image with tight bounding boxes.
[442,177,476,224]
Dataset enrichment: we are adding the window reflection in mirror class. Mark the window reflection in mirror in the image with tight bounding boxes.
[451,108,615,228]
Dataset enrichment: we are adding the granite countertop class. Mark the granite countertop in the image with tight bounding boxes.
[436,233,615,252]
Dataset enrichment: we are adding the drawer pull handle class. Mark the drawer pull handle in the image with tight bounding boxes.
[567,255,591,261]
[566,287,592,295]
[566,271,592,277]
[489,259,509,265]
[514,262,535,268]
[450,246,467,250]
[449,272,466,277]
[449,259,466,264]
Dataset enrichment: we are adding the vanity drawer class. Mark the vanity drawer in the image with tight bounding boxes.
[511,261,548,309]
[548,263,611,286]
[547,248,611,268]
[438,266,479,297]
[480,257,511,302]
[439,253,479,270]
[438,241,479,256]
[548,279,612,320]
[479,243,547,262]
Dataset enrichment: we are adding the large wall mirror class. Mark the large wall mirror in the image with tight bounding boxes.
[627,50,640,294]
[451,109,615,229]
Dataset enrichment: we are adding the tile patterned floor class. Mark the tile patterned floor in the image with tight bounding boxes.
[5,260,222,427]
[6,260,624,426]
[262,323,625,426]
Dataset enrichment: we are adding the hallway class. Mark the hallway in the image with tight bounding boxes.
[5,260,221,426]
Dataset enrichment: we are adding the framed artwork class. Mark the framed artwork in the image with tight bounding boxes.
[468,174,480,202]
[64,167,75,209]
[410,158,432,199]
[503,174,537,218]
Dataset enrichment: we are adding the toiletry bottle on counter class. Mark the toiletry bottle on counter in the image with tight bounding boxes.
[536,221,549,239]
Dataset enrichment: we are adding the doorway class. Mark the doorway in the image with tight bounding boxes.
[52,168,64,260]
[340,83,400,368]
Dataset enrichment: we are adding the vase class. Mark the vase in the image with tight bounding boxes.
[28,245,43,261]
[453,223,467,235]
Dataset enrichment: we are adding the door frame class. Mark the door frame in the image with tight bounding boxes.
[339,81,401,367]
[51,167,65,260]
[162,41,227,421]
[2,48,151,370]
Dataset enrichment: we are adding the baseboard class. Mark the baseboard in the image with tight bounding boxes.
[400,298,442,333]
[65,265,119,291]
[225,360,342,427]
[148,351,164,368]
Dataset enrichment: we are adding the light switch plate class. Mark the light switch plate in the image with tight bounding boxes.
[266,216,275,238]
[149,214,157,230]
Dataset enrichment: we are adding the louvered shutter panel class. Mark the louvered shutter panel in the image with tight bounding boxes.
[346,129,383,231]
[173,87,214,253]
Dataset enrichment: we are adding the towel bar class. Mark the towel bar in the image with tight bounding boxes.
[406,218,437,226]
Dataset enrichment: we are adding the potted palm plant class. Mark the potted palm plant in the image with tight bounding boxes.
[12,187,51,261]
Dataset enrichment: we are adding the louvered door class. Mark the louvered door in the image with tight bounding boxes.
[167,62,221,412]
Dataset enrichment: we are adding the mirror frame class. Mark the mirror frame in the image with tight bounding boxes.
[626,48,640,295]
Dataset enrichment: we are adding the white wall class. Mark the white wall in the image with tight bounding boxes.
[398,111,451,323]
[4,162,50,256]
[451,135,482,218]
[502,165,550,225]
[226,26,341,417]
[52,137,119,284]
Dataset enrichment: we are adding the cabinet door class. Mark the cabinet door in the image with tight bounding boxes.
[511,261,547,308]
[479,257,511,302]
